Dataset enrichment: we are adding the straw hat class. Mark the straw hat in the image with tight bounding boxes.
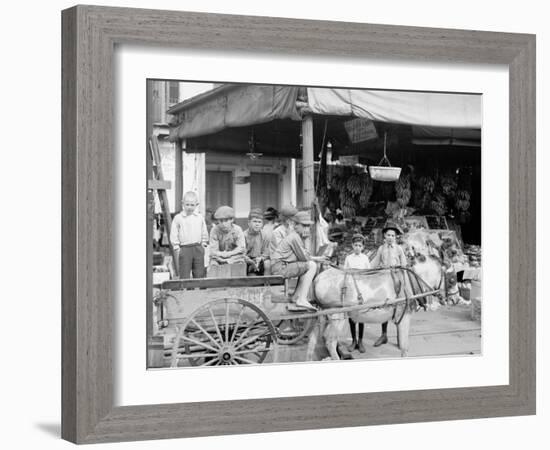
[382,221,404,235]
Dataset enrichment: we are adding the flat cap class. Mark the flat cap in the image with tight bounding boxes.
[280,204,298,218]
[214,205,235,220]
[291,211,314,225]
[248,208,264,220]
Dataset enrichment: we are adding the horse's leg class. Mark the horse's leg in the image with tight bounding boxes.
[323,315,346,360]
[374,322,388,347]
[306,317,323,361]
[326,336,340,360]
[396,312,411,357]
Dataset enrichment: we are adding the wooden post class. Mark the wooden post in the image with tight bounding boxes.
[301,115,315,209]
[149,135,178,271]
[301,115,316,253]
[175,139,183,212]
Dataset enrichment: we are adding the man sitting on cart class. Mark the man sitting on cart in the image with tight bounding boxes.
[271,211,328,312]
[268,204,298,256]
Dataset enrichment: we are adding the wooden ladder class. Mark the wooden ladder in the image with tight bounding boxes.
[148,134,178,273]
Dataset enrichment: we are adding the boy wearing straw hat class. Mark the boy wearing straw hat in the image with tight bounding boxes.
[370,221,408,347]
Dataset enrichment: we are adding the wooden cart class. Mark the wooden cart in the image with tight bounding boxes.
[152,274,439,368]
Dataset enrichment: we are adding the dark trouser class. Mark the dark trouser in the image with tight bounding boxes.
[178,244,206,279]
[246,259,265,276]
[349,318,364,342]
[349,319,365,342]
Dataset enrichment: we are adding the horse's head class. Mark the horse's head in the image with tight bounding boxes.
[410,252,459,302]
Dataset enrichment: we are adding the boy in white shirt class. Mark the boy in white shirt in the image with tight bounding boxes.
[170,191,209,279]
[343,234,370,352]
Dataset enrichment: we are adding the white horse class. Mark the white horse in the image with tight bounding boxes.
[309,255,457,360]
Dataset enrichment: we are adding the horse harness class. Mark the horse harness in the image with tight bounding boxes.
[335,264,448,325]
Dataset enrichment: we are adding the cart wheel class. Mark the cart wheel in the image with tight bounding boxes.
[171,298,276,367]
[275,317,314,345]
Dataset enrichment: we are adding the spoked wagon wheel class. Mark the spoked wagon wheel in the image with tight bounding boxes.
[171,298,276,367]
[275,317,314,345]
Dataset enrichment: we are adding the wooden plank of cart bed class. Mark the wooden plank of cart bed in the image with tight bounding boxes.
[162,275,286,290]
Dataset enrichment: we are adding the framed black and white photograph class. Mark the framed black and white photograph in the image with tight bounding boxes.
[61,5,536,444]
[147,81,483,369]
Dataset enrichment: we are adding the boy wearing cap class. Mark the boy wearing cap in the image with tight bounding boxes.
[170,191,209,279]
[370,222,408,347]
[344,234,370,352]
[244,208,269,275]
[208,205,246,269]
[271,211,327,311]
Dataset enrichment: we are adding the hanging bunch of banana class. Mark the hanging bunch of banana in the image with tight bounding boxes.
[413,174,436,210]
[395,173,411,208]
[455,190,471,211]
[455,168,473,223]
[430,193,447,216]
[318,183,329,211]
[439,171,458,197]
[423,176,436,193]
[339,181,357,218]
[358,172,373,208]
[346,174,362,195]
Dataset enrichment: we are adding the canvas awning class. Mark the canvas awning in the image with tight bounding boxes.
[168,84,481,144]
[169,85,301,140]
[306,88,481,129]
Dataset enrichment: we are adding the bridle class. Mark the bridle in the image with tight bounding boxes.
[406,242,457,302]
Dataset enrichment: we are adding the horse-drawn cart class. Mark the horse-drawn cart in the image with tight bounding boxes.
[153,266,444,367]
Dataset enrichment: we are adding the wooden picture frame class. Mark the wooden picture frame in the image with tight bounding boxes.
[62,5,536,444]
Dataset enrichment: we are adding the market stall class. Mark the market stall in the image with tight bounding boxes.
[166,83,483,296]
